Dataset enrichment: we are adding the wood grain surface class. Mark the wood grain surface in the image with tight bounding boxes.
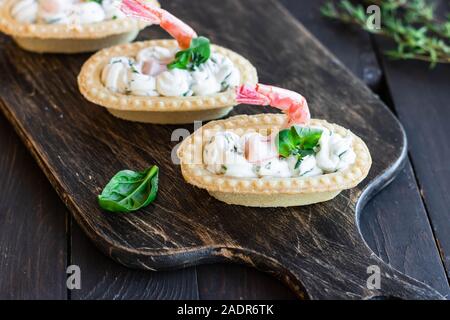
[372,1,450,282]
[70,218,199,300]
[280,0,382,91]
[0,0,445,299]
[0,109,67,300]
[375,39,450,282]
[282,0,450,298]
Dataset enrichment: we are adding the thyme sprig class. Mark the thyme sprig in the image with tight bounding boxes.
[321,0,450,67]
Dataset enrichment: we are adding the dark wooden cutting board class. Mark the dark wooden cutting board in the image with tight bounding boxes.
[0,0,443,299]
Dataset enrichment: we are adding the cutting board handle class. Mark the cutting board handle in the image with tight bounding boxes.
[212,230,444,300]
[209,241,444,300]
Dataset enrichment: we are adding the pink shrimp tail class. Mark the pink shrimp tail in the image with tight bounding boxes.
[236,84,311,125]
[121,0,160,23]
[235,84,271,106]
[120,0,197,49]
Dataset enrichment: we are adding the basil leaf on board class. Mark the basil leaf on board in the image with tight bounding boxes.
[168,36,211,71]
[276,126,323,164]
[98,166,159,213]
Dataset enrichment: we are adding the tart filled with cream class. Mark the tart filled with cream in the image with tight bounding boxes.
[203,125,356,179]
[0,0,156,53]
[78,0,257,124]
[100,42,241,98]
[177,86,371,207]
[11,0,124,25]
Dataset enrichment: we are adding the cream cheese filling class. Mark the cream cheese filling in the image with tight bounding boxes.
[100,46,241,97]
[11,0,125,25]
[203,126,356,179]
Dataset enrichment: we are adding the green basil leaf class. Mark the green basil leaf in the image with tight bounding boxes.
[168,51,190,70]
[276,126,323,159]
[276,128,298,158]
[168,36,211,70]
[98,166,159,213]
[291,126,323,150]
[190,36,211,65]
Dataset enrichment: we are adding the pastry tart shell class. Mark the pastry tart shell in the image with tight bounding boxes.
[0,0,156,53]
[177,114,372,207]
[77,40,258,124]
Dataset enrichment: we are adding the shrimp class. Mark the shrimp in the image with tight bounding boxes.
[242,132,278,163]
[236,84,311,125]
[120,0,197,49]
[40,0,68,14]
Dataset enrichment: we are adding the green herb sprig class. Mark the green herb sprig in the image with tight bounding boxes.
[168,36,211,71]
[321,0,450,67]
[276,126,323,168]
[98,166,159,213]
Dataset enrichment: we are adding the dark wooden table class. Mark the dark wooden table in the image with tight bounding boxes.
[0,0,449,299]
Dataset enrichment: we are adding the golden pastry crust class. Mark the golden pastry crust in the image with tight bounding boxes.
[77,39,258,113]
[177,114,372,197]
[0,0,155,39]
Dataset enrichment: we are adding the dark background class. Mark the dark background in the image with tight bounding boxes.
[0,0,449,299]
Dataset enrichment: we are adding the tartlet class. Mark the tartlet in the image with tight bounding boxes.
[0,0,157,53]
[177,114,372,207]
[78,39,258,124]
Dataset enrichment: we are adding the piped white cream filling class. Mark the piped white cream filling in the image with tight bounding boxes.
[100,46,241,97]
[11,0,124,24]
[203,127,356,179]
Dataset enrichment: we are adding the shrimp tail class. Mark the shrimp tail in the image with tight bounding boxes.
[121,0,161,24]
[236,84,311,125]
[120,0,197,49]
[235,84,271,106]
